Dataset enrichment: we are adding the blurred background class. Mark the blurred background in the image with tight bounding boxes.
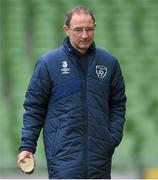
[0,0,158,178]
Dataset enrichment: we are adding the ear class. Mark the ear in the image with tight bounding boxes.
[64,25,69,36]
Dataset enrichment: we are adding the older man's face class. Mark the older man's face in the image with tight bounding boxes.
[64,13,96,54]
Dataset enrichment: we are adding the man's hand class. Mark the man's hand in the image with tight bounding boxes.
[17,150,35,167]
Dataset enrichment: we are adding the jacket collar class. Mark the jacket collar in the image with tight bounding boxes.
[63,36,96,57]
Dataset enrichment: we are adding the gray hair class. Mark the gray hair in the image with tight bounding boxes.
[64,6,95,27]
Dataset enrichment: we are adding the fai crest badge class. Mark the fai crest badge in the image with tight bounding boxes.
[96,65,107,78]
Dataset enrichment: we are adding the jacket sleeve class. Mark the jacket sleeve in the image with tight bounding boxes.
[109,59,127,147]
[19,57,52,153]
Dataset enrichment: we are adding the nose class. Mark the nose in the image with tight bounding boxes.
[81,29,88,38]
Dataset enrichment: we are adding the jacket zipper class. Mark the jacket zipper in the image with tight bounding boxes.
[77,58,88,178]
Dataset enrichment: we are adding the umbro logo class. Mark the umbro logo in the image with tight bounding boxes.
[61,61,70,74]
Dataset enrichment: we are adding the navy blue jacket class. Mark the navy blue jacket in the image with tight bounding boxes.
[19,37,126,179]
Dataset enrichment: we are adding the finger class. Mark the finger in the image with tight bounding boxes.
[17,154,27,165]
[17,156,24,165]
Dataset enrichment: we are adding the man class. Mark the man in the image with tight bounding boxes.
[17,6,126,179]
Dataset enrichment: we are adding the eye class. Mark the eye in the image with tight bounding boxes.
[86,28,94,32]
[74,28,82,32]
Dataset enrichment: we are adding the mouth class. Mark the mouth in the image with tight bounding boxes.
[80,41,89,44]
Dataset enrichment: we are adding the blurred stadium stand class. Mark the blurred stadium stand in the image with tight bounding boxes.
[0,0,158,178]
